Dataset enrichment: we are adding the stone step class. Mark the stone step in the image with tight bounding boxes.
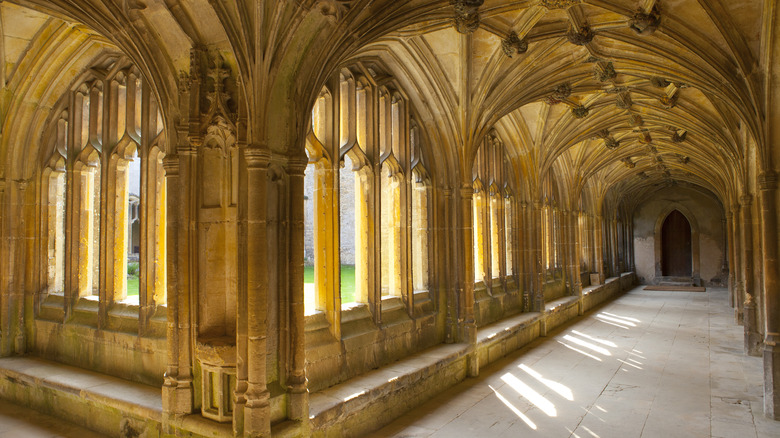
[0,356,162,437]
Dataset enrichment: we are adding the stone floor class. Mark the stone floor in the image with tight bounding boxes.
[370,287,780,438]
[0,286,778,438]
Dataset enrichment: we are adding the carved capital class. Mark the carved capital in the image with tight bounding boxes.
[459,183,474,199]
[162,155,180,176]
[759,170,778,191]
[740,194,753,206]
[286,154,309,176]
[245,147,271,169]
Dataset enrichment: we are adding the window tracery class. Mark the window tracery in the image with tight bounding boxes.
[39,56,166,325]
[303,63,431,322]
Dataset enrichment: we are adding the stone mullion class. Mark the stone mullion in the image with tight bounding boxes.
[580,212,589,276]
[36,170,49,314]
[138,82,153,333]
[732,204,744,323]
[497,193,507,283]
[67,90,89,314]
[63,165,78,319]
[740,195,761,355]
[400,98,412,313]
[555,207,562,276]
[559,209,569,286]
[370,87,382,324]
[92,84,111,328]
[285,156,308,421]
[520,202,529,310]
[588,214,597,278]
[514,199,523,291]
[242,149,271,435]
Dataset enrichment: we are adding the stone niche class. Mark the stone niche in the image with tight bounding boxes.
[196,337,236,422]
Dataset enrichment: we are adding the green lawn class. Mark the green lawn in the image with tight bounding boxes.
[127,277,139,296]
[127,261,139,297]
[304,264,356,304]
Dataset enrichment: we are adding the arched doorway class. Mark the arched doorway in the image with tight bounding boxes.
[661,210,692,277]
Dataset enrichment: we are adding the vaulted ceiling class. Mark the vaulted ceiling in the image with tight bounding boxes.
[0,0,770,214]
[355,0,765,211]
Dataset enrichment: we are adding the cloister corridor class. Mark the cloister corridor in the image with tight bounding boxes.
[368,287,780,438]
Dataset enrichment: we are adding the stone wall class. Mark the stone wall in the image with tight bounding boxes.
[632,185,727,286]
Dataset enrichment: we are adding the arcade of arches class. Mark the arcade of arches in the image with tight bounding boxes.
[0,0,779,436]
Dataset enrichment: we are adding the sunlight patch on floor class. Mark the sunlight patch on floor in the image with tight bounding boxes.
[519,364,574,401]
[558,340,603,361]
[563,334,612,356]
[596,313,636,327]
[571,330,618,347]
[501,372,557,417]
[490,385,537,430]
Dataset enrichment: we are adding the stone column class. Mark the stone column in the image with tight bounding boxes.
[459,184,478,376]
[286,156,308,421]
[243,148,271,435]
[611,218,619,276]
[725,212,735,306]
[1,179,29,356]
[443,188,458,343]
[741,194,761,356]
[594,215,605,284]
[759,171,780,419]
[161,151,194,417]
[533,201,544,311]
[521,202,531,311]
[732,203,744,323]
